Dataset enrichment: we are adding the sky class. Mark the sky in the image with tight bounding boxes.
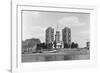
[22,10,90,48]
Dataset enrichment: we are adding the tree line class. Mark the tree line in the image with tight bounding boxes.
[36,42,78,52]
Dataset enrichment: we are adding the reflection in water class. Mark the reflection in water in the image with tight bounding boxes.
[22,53,90,62]
[64,55,71,60]
[45,56,53,61]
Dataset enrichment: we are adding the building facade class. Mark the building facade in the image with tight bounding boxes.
[46,27,54,44]
[55,31,62,48]
[22,38,41,54]
[55,31,60,43]
[62,27,71,46]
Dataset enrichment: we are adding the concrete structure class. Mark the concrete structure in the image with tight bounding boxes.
[22,38,41,54]
[62,27,71,45]
[55,31,64,48]
[55,31,60,43]
[46,27,54,44]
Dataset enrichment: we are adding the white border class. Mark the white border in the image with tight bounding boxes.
[11,0,97,73]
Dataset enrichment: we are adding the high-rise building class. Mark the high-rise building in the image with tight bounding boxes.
[55,31,60,43]
[55,31,63,48]
[46,27,54,44]
[62,27,71,45]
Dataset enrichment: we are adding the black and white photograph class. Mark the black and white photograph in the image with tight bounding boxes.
[22,10,90,62]
[10,0,97,72]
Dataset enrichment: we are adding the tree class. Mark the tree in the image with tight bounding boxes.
[49,43,53,49]
[53,41,56,48]
[42,43,45,49]
[74,43,78,48]
[36,44,41,52]
[71,42,75,48]
[71,42,78,48]
[64,43,69,48]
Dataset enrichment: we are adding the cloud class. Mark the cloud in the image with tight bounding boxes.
[23,25,46,42]
[59,16,86,27]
